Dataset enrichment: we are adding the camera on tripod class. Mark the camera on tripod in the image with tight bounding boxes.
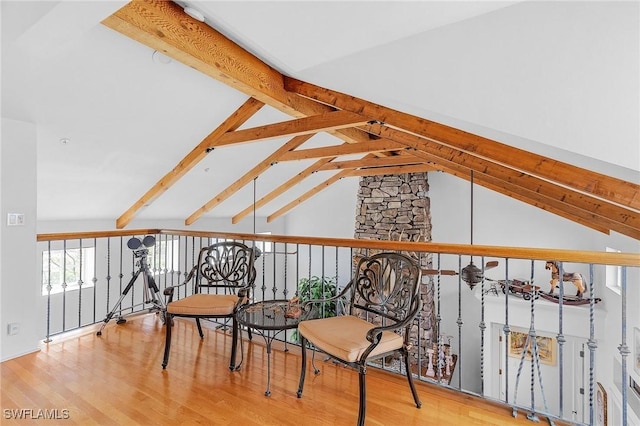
[97,234,165,335]
[127,235,156,258]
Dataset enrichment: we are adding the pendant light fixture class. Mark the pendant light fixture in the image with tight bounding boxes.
[461,170,483,289]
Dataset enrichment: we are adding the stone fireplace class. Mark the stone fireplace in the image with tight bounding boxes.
[353,172,439,371]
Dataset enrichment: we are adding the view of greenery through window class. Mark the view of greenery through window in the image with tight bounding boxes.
[42,247,95,295]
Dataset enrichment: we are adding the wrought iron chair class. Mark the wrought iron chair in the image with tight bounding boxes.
[162,241,256,370]
[297,252,422,426]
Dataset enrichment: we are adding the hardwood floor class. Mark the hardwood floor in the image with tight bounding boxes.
[1,314,564,425]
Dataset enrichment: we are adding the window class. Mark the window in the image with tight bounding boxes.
[605,246,622,294]
[148,237,181,275]
[42,247,95,295]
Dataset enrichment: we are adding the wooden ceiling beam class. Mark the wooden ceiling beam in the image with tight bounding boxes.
[266,164,438,223]
[350,164,439,176]
[367,124,640,234]
[278,140,407,162]
[286,77,640,211]
[105,1,639,234]
[317,155,423,171]
[103,0,400,225]
[232,157,336,224]
[115,97,264,229]
[407,149,639,238]
[267,170,354,223]
[104,1,310,118]
[213,111,370,147]
[185,134,314,226]
[103,1,375,145]
[441,166,627,236]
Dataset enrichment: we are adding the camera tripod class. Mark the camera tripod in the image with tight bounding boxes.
[97,238,166,336]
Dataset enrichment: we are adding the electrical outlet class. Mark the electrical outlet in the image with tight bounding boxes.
[7,323,20,335]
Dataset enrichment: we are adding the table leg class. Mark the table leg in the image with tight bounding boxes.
[265,337,272,396]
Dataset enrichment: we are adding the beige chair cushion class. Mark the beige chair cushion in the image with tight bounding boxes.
[298,315,403,363]
[167,294,239,316]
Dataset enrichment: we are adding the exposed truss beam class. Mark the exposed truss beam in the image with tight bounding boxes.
[368,125,640,237]
[286,77,640,212]
[267,170,353,223]
[317,155,423,171]
[278,140,407,162]
[103,0,399,225]
[232,157,335,224]
[265,164,438,223]
[349,164,439,177]
[185,134,314,225]
[104,1,639,236]
[213,111,369,147]
[115,97,264,229]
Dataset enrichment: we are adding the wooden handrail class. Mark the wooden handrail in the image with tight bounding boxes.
[36,228,640,267]
[37,229,162,242]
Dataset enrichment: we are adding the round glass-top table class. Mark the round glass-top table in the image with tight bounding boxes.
[237,299,302,396]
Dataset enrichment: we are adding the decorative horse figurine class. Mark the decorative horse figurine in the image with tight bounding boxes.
[545,261,586,298]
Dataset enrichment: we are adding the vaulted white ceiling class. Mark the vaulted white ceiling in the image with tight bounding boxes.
[2,1,638,227]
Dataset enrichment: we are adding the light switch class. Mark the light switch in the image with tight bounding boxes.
[7,213,25,226]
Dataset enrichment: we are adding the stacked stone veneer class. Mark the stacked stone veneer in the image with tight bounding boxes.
[353,173,437,362]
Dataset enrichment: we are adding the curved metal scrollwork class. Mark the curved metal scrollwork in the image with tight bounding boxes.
[353,253,420,321]
[198,242,255,287]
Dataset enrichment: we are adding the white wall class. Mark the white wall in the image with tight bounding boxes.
[1,118,40,361]
[284,176,359,238]
[301,1,640,173]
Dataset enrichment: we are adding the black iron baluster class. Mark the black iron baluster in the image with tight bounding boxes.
[44,241,52,343]
[479,256,486,395]
[588,263,597,426]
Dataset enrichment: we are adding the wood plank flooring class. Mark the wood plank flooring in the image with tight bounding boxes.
[1,314,564,425]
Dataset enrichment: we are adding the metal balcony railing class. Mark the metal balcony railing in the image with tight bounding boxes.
[37,228,639,426]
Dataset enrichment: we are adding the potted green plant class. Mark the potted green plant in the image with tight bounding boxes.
[291,275,338,343]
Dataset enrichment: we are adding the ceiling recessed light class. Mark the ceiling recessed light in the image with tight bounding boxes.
[183,6,205,22]
[152,50,172,65]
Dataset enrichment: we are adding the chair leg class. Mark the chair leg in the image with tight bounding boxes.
[403,351,422,408]
[162,313,173,369]
[357,366,367,426]
[195,318,204,339]
[297,336,307,398]
[229,317,239,371]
